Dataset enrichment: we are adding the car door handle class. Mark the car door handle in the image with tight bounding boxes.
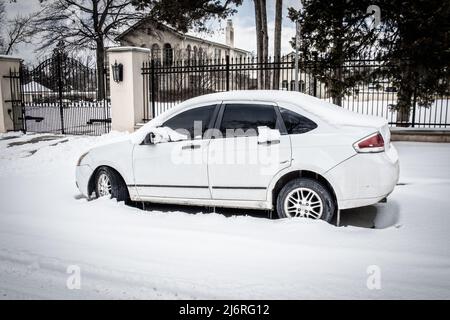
[258,140,280,146]
[182,144,201,150]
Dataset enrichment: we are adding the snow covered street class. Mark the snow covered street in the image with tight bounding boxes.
[0,132,449,299]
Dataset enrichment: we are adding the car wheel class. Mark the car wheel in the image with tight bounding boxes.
[94,167,129,202]
[276,178,335,222]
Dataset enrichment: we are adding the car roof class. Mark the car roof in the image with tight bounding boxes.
[174,90,387,127]
[132,90,387,144]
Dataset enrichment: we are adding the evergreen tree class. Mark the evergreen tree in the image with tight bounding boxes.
[288,0,378,106]
[289,0,450,123]
[377,0,450,123]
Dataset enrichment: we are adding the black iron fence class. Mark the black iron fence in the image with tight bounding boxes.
[6,51,111,136]
[142,55,450,128]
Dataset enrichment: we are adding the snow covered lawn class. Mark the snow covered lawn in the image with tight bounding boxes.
[0,132,449,299]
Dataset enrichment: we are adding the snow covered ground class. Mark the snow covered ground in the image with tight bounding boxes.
[0,132,449,299]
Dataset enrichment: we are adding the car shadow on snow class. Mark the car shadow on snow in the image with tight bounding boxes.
[137,202,272,219]
[133,200,401,229]
[337,200,401,229]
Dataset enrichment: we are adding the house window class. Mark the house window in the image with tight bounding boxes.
[290,80,295,91]
[198,47,204,60]
[186,45,192,62]
[163,43,173,66]
[214,48,221,61]
[193,46,198,61]
[282,80,288,90]
[151,43,161,62]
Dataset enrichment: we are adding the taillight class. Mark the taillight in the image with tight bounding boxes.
[353,132,385,153]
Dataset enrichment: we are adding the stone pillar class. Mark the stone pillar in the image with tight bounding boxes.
[0,55,22,133]
[107,47,150,132]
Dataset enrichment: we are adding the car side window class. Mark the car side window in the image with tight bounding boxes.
[279,107,317,134]
[162,105,216,139]
[220,104,277,137]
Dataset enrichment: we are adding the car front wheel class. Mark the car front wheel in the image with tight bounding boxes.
[94,167,129,202]
[276,178,335,222]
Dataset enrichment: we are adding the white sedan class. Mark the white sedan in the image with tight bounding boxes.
[76,91,399,222]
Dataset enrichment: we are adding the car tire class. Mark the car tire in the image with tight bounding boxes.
[276,178,335,222]
[94,167,129,202]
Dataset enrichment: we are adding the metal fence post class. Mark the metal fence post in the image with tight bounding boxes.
[18,65,26,133]
[56,51,65,134]
[313,51,318,97]
[103,67,108,133]
[226,55,230,91]
[411,87,417,128]
[151,59,156,119]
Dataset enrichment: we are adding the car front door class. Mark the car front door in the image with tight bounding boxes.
[132,104,218,200]
[207,102,292,201]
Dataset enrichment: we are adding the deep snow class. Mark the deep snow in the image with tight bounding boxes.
[0,132,449,299]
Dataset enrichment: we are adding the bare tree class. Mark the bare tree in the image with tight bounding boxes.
[0,1,5,51]
[1,13,36,55]
[272,0,282,89]
[34,0,147,99]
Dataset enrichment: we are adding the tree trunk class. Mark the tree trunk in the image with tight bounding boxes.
[254,0,264,89]
[272,0,282,90]
[96,38,106,101]
[396,69,414,126]
[332,67,342,106]
[331,15,344,106]
[260,0,269,89]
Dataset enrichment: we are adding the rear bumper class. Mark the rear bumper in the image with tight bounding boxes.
[324,144,399,210]
[76,165,94,198]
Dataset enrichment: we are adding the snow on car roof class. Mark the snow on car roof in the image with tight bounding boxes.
[132,90,387,144]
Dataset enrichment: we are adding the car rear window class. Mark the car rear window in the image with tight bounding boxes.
[279,107,317,134]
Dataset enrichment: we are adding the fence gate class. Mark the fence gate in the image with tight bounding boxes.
[8,51,111,135]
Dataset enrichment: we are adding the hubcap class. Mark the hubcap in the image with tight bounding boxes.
[97,173,112,197]
[284,187,323,219]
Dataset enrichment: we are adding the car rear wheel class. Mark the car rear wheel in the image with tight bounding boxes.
[276,178,335,222]
[94,167,129,202]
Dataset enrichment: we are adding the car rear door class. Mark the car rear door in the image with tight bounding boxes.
[207,102,291,201]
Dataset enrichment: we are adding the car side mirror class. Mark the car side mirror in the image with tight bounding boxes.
[142,126,190,145]
[144,132,160,145]
[257,126,281,145]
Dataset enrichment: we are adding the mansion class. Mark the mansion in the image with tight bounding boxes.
[116,19,251,65]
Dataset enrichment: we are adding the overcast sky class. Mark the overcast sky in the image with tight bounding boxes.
[2,0,301,63]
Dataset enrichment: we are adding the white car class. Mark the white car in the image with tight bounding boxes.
[76,91,399,222]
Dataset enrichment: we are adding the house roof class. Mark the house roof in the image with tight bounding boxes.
[115,18,251,55]
[22,81,52,93]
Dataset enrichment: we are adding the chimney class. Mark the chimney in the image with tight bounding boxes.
[226,19,234,48]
